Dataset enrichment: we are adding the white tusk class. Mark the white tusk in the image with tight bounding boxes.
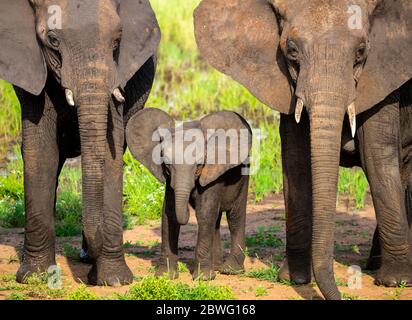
[347,102,356,138]
[295,98,304,124]
[113,88,125,103]
[65,89,75,107]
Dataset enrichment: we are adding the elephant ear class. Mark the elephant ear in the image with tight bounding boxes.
[199,111,252,187]
[356,0,412,114]
[194,0,293,114]
[126,108,174,183]
[0,0,47,95]
[117,0,161,89]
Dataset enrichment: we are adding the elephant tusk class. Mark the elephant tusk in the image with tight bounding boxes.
[65,89,75,107]
[347,102,356,138]
[295,98,304,124]
[113,88,125,103]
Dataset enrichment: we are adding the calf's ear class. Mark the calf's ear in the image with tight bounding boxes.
[199,111,252,187]
[126,109,174,183]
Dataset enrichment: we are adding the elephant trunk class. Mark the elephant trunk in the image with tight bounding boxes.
[174,186,191,225]
[295,43,353,300]
[308,94,345,301]
[77,76,110,259]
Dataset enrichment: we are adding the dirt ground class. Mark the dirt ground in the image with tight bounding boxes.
[1,195,412,300]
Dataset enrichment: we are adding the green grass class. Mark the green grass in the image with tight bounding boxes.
[0,272,235,300]
[246,226,283,248]
[123,150,165,225]
[0,273,67,299]
[245,263,280,283]
[116,276,234,300]
[67,284,98,300]
[0,0,370,232]
[0,80,21,143]
[62,243,81,261]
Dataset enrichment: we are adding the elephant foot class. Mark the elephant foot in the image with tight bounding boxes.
[220,256,244,275]
[278,258,311,285]
[155,258,179,280]
[88,256,133,286]
[193,263,216,281]
[375,260,412,287]
[16,251,55,283]
[365,254,382,271]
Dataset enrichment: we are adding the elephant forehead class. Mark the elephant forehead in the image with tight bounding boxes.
[289,0,369,33]
[39,0,119,30]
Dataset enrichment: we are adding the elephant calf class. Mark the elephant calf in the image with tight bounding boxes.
[125,109,252,280]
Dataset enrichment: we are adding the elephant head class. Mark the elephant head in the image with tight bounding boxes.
[194,0,412,299]
[0,0,160,258]
[126,109,252,225]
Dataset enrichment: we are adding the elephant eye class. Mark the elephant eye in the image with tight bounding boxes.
[47,32,60,49]
[355,43,368,63]
[286,39,299,62]
[113,39,120,51]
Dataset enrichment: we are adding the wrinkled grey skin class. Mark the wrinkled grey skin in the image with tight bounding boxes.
[0,0,160,286]
[126,109,252,280]
[194,0,412,299]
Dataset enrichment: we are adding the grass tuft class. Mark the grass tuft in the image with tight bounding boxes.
[116,276,235,300]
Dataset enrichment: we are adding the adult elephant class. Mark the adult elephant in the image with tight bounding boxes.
[194,0,412,299]
[0,0,160,286]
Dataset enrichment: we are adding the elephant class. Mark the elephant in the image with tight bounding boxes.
[194,0,412,299]
[125,109,252,280]
[0,0,160,286]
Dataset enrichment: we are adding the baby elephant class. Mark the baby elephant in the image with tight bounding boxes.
[126,109,252,280]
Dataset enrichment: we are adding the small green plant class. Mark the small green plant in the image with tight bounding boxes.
[7,292,27,300]
[255,286,268,297]
[123,241,133,249]
[335,276,347,287]
[63,243,80,261]
[178,261,189,273]
[246,226,283,248]
[342,292,361,300]
[68,284,99,300]
[245,263,280,282]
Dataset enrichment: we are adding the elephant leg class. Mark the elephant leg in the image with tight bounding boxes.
[16,91,60,283]
[155,184,180,279]
[88,104,133,286]
[193,187,221,281]
[358,97,412,287]
[366,227,382,270]
[278,113,312,285]
[221,179,248,275]
[212,211,223,271]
